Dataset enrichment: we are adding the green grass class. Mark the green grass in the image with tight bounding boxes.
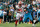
[0,22,40,27]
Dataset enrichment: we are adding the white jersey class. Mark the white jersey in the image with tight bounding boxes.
[16,5,25,14]
[16,5,25,20]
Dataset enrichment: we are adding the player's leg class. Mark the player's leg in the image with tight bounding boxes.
[29,14,36,27]
[23,15,28,23]
[34,17,40,24]
[29,14,33,23]
[15,20,18,27]
[15,13,20,27]
[38,17,40,22]
[22,19,23,24]
[34,11,40,24]
[19,14,22,24]
[21,17,23,23]
[19,18,21,24]
[19,14,23,24]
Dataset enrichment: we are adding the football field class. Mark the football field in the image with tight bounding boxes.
[0,22,40,27]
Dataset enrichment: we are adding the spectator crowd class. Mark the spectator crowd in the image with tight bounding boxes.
[0,0,40,24]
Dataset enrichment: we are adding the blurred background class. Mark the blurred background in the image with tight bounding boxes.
[0,0,40,27]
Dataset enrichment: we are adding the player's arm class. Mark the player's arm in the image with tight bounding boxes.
[17,9,21,13]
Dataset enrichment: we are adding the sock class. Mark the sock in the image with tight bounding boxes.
[15,20,18,25]
[34,20,39,24]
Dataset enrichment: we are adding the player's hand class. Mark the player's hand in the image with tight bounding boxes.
[26,11,28,13]
[35,10,37,11]
[24,9,26,12]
